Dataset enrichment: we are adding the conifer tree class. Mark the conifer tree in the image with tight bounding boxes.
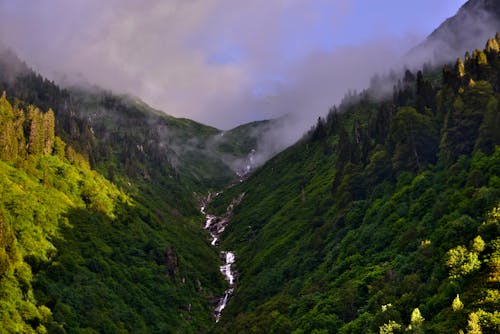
[28,106,45,155]
[43,108,55,155]
[0,92,17,161]
[452,295,464,312]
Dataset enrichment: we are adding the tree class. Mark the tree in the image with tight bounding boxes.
[471,236,485,253]
[0,92,17,161]
[379,320,403,334]
[407,308,425,333]
[416,71,435,113]
[446,245,481,278]
[13,106,26,159]
[475,96,500,154]
[466,312,482,334]
[440,81,494,164]
[388,107,438,172]
[486,38,500,53]
[28,106,44,155]
[452,295,464,312]
[43,108,55,155]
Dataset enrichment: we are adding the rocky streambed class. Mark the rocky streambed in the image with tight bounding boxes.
[200,192,245,322]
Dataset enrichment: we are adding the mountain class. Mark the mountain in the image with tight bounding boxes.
[0,48,265,333]
[2,2,500,333]
[410,0,500,64]
[210,35,500,333]
[0,93,232,333]
[0,47,262,192]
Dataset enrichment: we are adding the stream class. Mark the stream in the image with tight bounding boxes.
[198,149,254,322]
[201,192,245,322]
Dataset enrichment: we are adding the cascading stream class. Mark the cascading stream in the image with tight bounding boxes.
[201,192,245,322]
[199,148,254,322]
[214,251,236,322]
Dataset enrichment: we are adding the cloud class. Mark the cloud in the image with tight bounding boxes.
[0,0,466,155]
[408,0,500,66]
[0,1,386,127]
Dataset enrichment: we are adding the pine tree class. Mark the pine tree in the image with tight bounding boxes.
[475,96,500,154]
[407,308,425,333]
[28,106,44,155]
[452,294,464,312]
[13,106,26,160]
[485,38,500,53]
[43,108,55,155]
[388,107,437,172]
[0,93,17,161]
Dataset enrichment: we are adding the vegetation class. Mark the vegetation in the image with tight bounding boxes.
[210,35,500,333]
[215,120,272,156]
[0,79,228,331]
[1,12,500,334]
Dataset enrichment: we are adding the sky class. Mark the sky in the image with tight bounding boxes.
[0,0,465,131]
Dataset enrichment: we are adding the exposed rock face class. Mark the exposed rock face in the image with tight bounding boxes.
[202,193,245,247]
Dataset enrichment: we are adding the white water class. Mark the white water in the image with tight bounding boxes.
[214,251,236,322]
[201,193,244,322]
[220,251,235,285]
[199,151,253,322]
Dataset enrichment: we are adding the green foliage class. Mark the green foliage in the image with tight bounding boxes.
[379,321,403,334]
[2,24,500,334]
[215,120,271,156]
[211,35,500,333]
[466,312,482,334]
[446,245,481,279]
[407,308,425,333]
[0,95,226,333]
[388,107,438,172]
[452,295,464,312]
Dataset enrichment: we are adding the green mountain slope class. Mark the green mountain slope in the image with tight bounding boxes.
[0,47,261,195]
[0,94,229,333]
[211,36,500,333]
[215,120,271,156]
[0,49,253,332]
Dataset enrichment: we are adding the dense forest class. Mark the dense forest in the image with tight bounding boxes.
[1,4,500,334]
[0,45,269,331]
[0,91,238,333]
[210,35,500,333]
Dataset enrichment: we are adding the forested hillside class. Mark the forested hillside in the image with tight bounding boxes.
[0,45,282,332]
[0,92,235,333]
[0,42,284,332]
[0,47,262,194]
[211,35,500,333]
[2,1,500,333]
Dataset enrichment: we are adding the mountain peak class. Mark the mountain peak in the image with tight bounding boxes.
[410,0,500,64]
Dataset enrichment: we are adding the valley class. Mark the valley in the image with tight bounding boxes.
[0,0,500,333]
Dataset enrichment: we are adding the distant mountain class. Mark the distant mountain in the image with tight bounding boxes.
[410,0,500,64]
[0,46,267,192]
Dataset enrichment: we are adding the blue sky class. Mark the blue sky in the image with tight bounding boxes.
[197,0,464,67]
[0,0,466,129]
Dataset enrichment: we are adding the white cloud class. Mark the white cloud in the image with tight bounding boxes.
[0,0,463,138]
